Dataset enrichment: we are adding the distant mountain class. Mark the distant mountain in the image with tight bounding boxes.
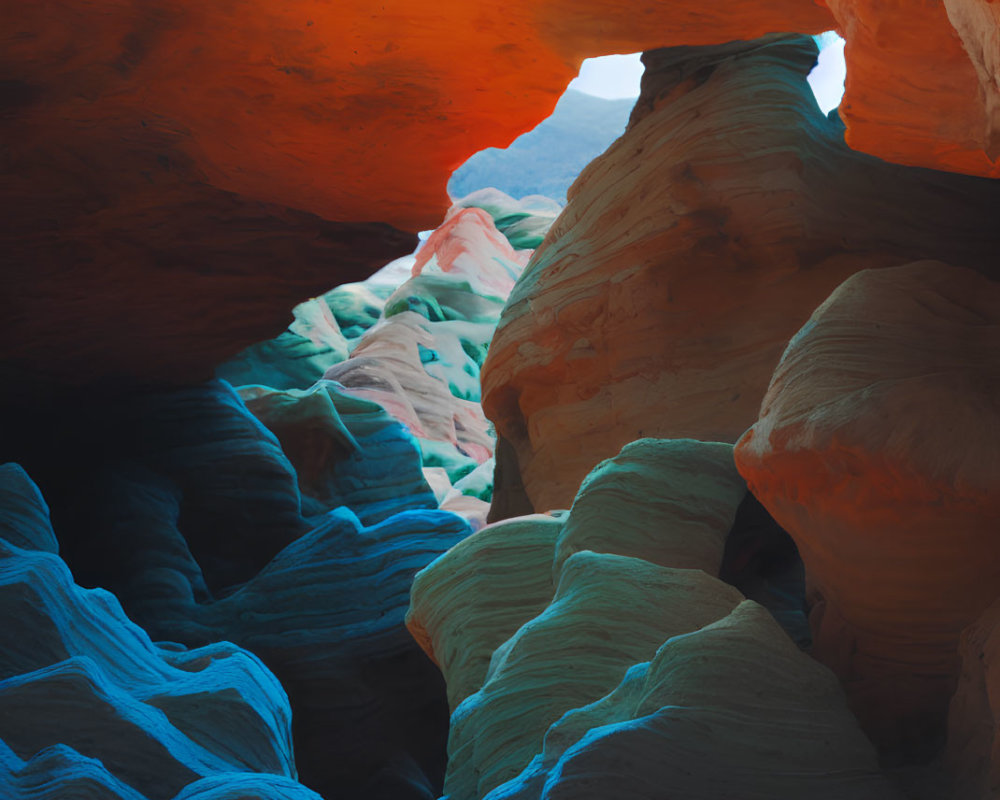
[448,89,635,204]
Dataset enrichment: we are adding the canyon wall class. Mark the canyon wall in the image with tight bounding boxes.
[481,35,1000,514]
[4,0,1000,404]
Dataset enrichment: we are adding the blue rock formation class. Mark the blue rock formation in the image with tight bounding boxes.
[0,469,314,800]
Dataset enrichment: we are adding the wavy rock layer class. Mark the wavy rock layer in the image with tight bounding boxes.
[239,381,438,523]
[141,506,471,800]
[407,514,564,710]
[410,437,893,798]
[4,373,472,799]
[444,553,744,800]
[482,35,1000,514]
[734,262,1000,758]
[0,467,322,800]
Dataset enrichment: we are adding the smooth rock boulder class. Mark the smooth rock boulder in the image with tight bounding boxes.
[734,262,1000,758]
[554,438,746,574]
[407,514,564,709]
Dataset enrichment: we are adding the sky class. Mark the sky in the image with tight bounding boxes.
[568,33,847,114]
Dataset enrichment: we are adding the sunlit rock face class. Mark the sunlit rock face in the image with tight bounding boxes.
[408,439,899,800]
[0,1,831,408]
[482,35,1000,515]
[0,464,322,800]
[832,0,1000,175]
[734,262,1000,761]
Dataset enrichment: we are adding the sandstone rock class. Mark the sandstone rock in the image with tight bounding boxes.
[442,552,745,799]
[0,464,57,554]
[142,505,471,800]
[412,208,527,299]
[6,0,1000,410]
[449,190,562,251]
[407,514,564,709]
[0,470,310,799]
[412,435,904,799]
[948,599,1000,800]
[830,0,1000,176]
[4,377,473,798]
[216,299,352,392]
[482,35,1000,513]
[239,381,438,523]
[320,205,529,480]
[554,438,745,574]
[734,261,1000,758]
[485,601,901,800]
[325,312,495,464]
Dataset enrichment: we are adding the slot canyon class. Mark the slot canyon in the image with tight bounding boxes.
[1,2,999,799]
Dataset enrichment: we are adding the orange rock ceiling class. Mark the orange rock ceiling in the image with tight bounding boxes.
[2,0,998,398]
[3,0,997,234]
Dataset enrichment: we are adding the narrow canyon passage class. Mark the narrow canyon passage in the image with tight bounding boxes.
[2,7,999,800]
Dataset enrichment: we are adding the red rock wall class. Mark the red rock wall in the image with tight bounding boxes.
[4,0,1000,403]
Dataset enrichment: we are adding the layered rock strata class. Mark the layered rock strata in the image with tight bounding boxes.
[219,196,549,530]
[9,0,1000,407]
[948,600,1000,800]
[410,437,894,798]
[4,375,472,799]
[482,35,1000,514]
[734,262,1000,759]
[0,466,322,800]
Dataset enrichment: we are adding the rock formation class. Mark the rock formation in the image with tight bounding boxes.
[948,600,1000,800]
[734,262,1000,760]
[482,35,1000,514]
[409,437,897,799]
[485,601,901,800]
[0,466,323,800]
[1,372,473,799]
[7,0,1000,408]
[4,0,1000,795]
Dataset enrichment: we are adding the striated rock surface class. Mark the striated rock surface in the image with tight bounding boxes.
[409,437,891,799]
[6,0,1000,409]
[139,506,471,800]
[408,515,566,709]
[553,438,745,574]
[239,381,438,523]
[443,553,744,799]
[734,262,1000,758]
[3,372,473,799]
[218,197,541,528]
[484,601,901,800]
[0,467,323,800]
[448,191,561,251]
[948,600,1000,800]
[832,0,1000,176]
[482,35,1000,514]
